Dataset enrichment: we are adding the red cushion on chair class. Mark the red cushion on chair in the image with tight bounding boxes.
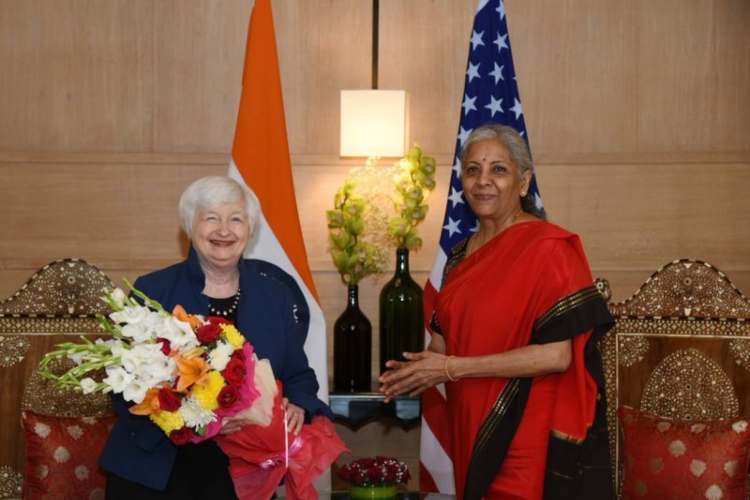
[619,406,750,500]
[22,411,115,500]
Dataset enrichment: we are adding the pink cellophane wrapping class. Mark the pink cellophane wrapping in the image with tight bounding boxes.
[216,383,348,500]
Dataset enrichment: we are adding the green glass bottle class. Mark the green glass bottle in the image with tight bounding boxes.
[379,247,425,374]
[333,284,372,392]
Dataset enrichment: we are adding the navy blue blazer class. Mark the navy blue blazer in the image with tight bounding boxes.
[99,247,331,490]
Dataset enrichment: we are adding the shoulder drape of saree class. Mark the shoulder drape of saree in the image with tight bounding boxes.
[456,227,615,500]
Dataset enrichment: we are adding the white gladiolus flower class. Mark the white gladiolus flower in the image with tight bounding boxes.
[123,379,149,404]
[179,396,217,428]
[208,341,234,371]
[68,351,85,364]
[103,366,134,394]
[109,340,127,359]
[137,356,176,387]
[142,311,166,339]
[109,305,149,325]
[109,288,128,310]
[119,343,161,372]
[121,322,153,343]
[160,316,199,351]
[79,377,98,394]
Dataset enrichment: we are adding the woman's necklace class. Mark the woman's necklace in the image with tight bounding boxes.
[207,288,241,317]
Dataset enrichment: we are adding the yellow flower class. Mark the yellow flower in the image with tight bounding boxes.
[221,324,245,350]
[192,371,225,410]
[150,410,184,434]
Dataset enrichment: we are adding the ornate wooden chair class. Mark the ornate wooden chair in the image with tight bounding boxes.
[599,260,750,498]
[0,260,114,499]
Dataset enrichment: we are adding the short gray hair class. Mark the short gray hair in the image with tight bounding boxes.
[178,176,261,239]
[460,123,546,219]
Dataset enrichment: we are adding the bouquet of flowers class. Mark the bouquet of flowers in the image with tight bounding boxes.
[39,284,346,499]
[338,456,411,487]
[40,285,261,444]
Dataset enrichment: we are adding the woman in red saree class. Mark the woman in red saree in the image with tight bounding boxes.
[380,124,613,500]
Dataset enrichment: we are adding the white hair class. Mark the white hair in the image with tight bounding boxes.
[178,176,261,240]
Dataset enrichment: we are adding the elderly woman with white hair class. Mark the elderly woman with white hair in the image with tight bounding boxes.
[100,176,331,499]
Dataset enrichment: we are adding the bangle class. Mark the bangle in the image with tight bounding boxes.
[444,355,457,382]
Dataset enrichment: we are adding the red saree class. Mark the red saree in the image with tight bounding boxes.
[434,221,612,500]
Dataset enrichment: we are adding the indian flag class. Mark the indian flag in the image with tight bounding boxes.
[228,0,328,404]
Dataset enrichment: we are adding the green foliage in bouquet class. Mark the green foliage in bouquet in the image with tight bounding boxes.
[326,180,386,286]
[387,145,436,251]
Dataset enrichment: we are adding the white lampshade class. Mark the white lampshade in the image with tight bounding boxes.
[340,89,408,158]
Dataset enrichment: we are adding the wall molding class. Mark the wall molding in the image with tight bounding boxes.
[1,151,747,166]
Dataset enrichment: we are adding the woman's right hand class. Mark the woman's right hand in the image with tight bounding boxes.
[378,350,453,402]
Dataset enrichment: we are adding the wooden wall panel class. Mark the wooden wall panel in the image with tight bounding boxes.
[0,162,222,269]
[153,0,249,153]
[637,0,750,152]
[379,1,474,155]
[0,0,154,152]
[274,1,372,156]
[536,162,750,271]
[507,0,639,155]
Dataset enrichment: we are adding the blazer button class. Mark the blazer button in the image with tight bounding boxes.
[129,431,136,438]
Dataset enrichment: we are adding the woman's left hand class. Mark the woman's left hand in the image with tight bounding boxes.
[283,398,305,435]
[379,351,450,402]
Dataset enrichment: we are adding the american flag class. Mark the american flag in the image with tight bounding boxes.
[419,0,543,493]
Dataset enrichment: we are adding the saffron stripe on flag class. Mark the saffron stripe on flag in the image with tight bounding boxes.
[228,0,328,405]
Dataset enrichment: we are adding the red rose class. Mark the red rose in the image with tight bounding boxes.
[223,357,246,386]
[217,385,239,409]
[156,337,171,355]
[196,322,222,344]
[169,426,194,445]
[206,316,232,326]
[158,387,181,412]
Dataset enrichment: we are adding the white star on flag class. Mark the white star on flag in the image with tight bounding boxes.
[510,97,523,119]
[462,95,477,115]
[448,187,465,208]
[489,63,504,84]
[452,157,462,178]
[466,62,481,82]
[494,32,508,52]
[470,30,485,51]
[443,217,462,237]
[497,1,506,20]
[470,219,481,233]
[458,127,471,146]
[484,95,503,117]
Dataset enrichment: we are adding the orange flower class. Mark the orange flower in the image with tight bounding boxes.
[129,388,161,416]
[174,352,210,392]
[172,304,203,330]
